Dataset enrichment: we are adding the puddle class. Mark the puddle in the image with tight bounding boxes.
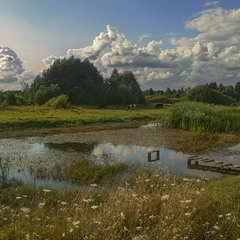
[1,127,240,190]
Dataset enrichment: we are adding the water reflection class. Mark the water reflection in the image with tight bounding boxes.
[3,138,240,192]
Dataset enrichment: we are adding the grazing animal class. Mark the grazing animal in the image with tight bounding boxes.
[97,105,107,109]
[230,103,237,107]
[155,103,163,109]
[126,104,136,111]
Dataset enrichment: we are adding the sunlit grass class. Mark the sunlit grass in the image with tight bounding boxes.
[1,170,240,239]
[162,102,240,133]
[0,105,164,131]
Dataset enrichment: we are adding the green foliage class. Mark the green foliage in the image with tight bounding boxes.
[162,102,240,133]
[187,85,235,105]
[34,84,61,105]
[4,92,17,106]
[108,70,146,105]
[45,94,70,109]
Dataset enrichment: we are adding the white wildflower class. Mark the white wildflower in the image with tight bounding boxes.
[226,213,232,216]
[91,205,99,209]
[43,189,51,192]
[185,213,191,217]
[213,225,220,231]
[149,215,156,220]
[73,220,80,226]
[16,196,22,200]
[21,207,30,214]
[90,184,97,187]
[61,202,67,205]
[218,215,223,218]
[38,202,46,208]
[136,226,143,232]
[69,228,73,233]
[145,179,150,182]
[161,195,169,201]
[185,200,192,203]
[121,212,125,219]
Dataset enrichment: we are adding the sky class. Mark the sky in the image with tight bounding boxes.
[0,0,240,91]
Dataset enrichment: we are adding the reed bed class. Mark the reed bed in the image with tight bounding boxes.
[162,102,240,133]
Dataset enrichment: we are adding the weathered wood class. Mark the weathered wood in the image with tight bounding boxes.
[187,155,240,172]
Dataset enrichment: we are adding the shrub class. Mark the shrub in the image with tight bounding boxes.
[45,94,70,109]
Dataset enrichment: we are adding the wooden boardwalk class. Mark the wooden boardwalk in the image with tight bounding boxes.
[188,155,240,171]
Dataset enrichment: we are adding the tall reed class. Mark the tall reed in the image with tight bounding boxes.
[162,102,240,133]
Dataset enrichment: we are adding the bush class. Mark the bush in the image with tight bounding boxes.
[45,94,70,109]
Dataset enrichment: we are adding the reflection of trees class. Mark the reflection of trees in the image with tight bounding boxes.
[44,142,97,154]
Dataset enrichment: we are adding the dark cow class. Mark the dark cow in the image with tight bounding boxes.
[126,104,136,111]
[155,103,163,109]
[230,103,238,107]
[97,105,107,109]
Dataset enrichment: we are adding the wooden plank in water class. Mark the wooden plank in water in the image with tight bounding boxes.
[221,163,233,167]
[232,165,240,168]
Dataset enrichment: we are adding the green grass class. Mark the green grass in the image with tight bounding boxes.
[0,105,164,131]
[1,170,240,239]
[162,102,240,133]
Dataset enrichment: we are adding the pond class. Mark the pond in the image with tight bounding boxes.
[1,125,240,190]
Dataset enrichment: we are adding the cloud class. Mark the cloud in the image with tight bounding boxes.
[0,45,35,90]
[138,33,151,42]
[204,1,219,7]
[42,7,240,90]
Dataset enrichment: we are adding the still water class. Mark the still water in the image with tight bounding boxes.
[4,138,240,191]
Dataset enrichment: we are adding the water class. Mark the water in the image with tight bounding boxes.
[1,128,240,190]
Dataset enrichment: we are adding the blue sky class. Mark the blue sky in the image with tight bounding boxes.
[1,0,240,90]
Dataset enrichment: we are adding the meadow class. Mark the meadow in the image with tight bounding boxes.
[1,102,240,239]
[0,105,163,133]
[1,167,240,240]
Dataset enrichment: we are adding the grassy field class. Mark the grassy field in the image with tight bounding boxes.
[1,168,240,240]
[0,105,165,132]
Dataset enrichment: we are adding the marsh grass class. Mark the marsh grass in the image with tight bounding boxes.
[50,157,128,185]
[1,171,240,239]
[163,102,240,133]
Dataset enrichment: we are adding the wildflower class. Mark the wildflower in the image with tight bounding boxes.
[62,233,65,237]
[226,213,232,216]
[136,226,143,232]
[196,191,201,195]
[132,194,137,197]
[91,205,99,209]
[218,215,223,218]
[70,228,73,233]
[161,195,170,201]
[90,184,97,187]
[16,196,22,200]
[185,213,191,217]
[38,202,45,208]
[121,212,125,219]
[185,200,192,203]
[183,178,190,181]
[149,215,156,220]
[43,189,51,192]
[82,199,93,203]
[22,195,27,198]
[213,225,220,231]
[145,179,150,182]
[21,207,30,214]
[61,202,67,205]
[73,220,80,226]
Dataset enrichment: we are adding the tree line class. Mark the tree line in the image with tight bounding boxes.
[144,82,240,105]
[0,56,145,107]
